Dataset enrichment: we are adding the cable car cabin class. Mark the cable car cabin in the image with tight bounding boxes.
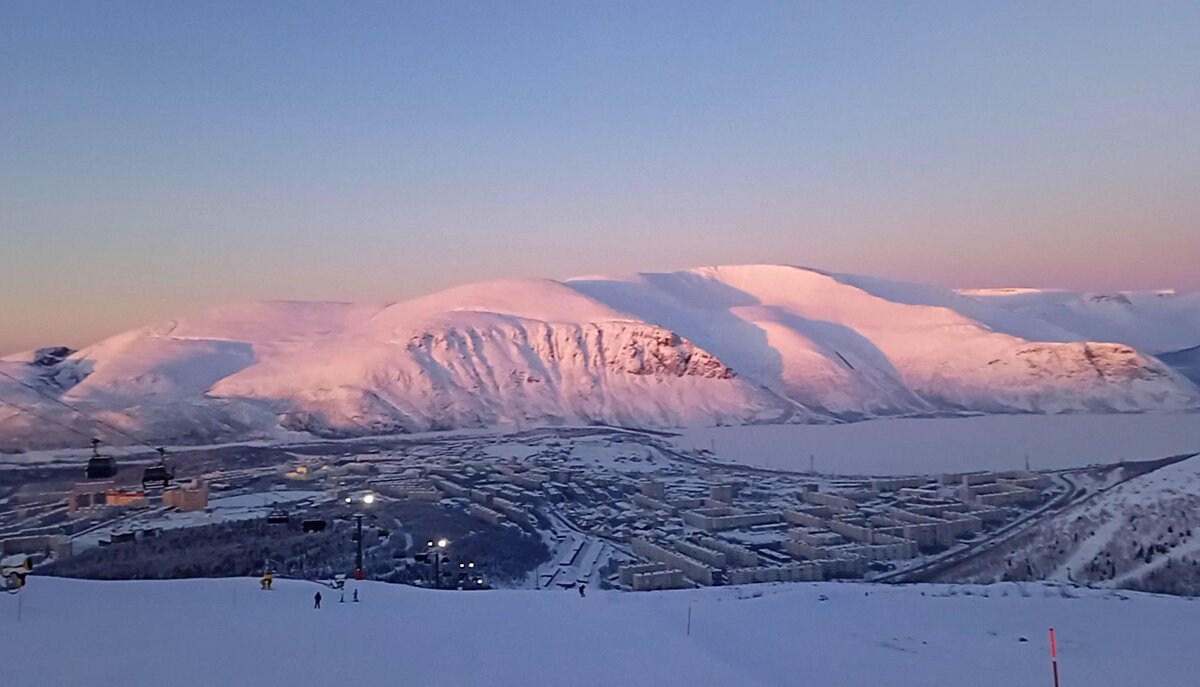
[267,509,290,524]
[85,438,118,480]
[86,455,118,480]
[141,465,173,488]
[301,519,327,533]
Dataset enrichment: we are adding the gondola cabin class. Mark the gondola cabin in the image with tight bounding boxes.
[141,464,173,488]
[86,455,118,480]
[85,439,118,479]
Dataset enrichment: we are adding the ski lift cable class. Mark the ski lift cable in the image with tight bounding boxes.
[0,396,133,450]
[0,395,140,459]
[0,369,158,451]
[0,397,140,458]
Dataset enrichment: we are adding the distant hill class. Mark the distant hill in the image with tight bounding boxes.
[1157,345,1200,386]
[2,265,1198,450]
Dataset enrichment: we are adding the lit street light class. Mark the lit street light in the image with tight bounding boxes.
[346,492,376,581]
[417,539,483,589]
[424,538,451,588]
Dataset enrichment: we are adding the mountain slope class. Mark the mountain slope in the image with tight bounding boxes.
[1,266,1197,450]
[954,288,1200,355]
[569,266,1198,416]
[1157,345,1200,386]
[950,454,1200,596]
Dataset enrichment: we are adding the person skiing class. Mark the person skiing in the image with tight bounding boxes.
[314,591,322,609]
[353,588,359,603]
[578,583,586,598]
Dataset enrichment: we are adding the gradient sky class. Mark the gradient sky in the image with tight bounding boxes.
[2,1,1199,354]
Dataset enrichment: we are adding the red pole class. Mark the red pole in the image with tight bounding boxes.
[1049,628,1060,687]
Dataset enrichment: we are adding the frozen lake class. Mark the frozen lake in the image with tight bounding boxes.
[673,413,1200,476]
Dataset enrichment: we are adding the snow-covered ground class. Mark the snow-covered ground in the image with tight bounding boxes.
[3,576,1197,687]
[674,413,1200,475]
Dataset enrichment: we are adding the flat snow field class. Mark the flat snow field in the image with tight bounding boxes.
[674,413,1200,475]
[3,577,1198,687]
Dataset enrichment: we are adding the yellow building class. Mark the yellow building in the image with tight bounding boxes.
[164,479,210,512]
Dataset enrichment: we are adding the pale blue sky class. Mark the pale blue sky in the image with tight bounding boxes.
[2,1,1198,353]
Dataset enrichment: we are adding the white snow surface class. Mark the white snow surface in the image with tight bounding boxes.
[2,576,1197,687]
[2,265,1198,449]
[1046,454,1200,586]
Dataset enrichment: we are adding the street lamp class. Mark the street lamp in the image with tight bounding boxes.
[424,538,450,588]
[346,492,376,580]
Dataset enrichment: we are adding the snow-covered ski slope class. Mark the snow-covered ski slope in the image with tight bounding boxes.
[2,576,1197,687]
[2,265,1197,449]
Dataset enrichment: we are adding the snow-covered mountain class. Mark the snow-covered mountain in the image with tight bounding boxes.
[954,287,1200,356]
[2,265,1198,449]
[1156,345,1200,386]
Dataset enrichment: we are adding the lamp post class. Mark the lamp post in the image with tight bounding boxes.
[425,538,449,588]
[345,492,376,581]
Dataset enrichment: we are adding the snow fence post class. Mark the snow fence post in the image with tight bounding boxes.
[1049,628,1060,687]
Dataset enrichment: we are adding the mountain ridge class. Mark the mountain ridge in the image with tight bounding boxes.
[2,264,1197,450]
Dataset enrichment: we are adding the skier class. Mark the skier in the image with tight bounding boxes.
[578,583,586,598]
[353,588,359,603]
[314,591,322,609]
